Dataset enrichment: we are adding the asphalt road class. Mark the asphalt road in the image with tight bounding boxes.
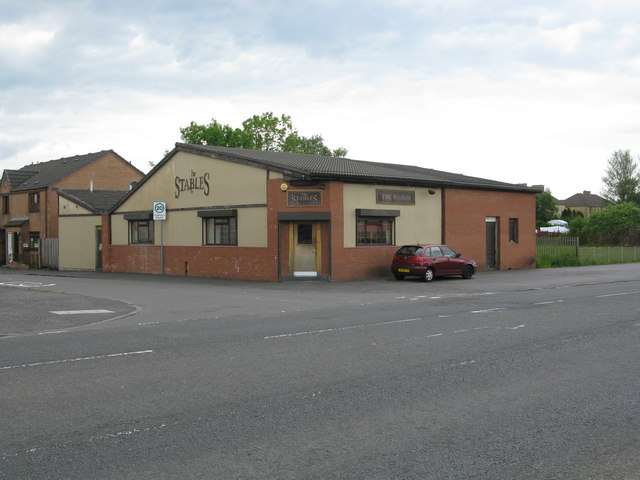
[1,265,639,479]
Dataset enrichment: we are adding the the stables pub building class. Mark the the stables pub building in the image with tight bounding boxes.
[99,143,539,281]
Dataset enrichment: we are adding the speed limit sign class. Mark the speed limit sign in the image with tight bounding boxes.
[153,201,167,221]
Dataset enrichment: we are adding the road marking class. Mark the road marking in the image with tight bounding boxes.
[596,291,640,298]
[0,350,153,371]
[450,360,476,367]
[0,281,56,288]
[471,308,506,314]
[50,309,114,315]
[506,324,527,330]
[535,300,565,305]
[265,317,422,339]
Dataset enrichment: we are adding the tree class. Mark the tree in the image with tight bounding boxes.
[180,112,348,157]
[586,202,640,244]
[536,188,557,227]
[601,150,640,204]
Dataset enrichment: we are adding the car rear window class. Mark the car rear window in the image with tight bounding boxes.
[396,246,423,256]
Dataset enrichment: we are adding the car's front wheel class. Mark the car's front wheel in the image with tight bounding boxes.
[422,268,434,282]
[462,265,474,279]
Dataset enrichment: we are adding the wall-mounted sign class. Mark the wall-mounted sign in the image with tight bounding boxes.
[175,170,210,198]
[288,190,322,207]
[376,189,415,205]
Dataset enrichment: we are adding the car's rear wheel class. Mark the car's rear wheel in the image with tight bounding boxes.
[394,273,405,280]
[422,268,434,282]
[462,265,474,279]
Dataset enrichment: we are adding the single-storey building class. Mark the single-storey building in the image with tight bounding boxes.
[57,189,131,271]
[94,143,538,281]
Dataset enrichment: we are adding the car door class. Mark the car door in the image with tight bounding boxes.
[440,245,464,274]
[429,246,448,274]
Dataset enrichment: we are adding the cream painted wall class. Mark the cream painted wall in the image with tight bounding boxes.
[342,184,442,247]
[59,216,101,270]
[111,151,269,247]
[59,197,92,215]
[111,214,129,245]
[116,151,267,213]
[111,207,268,247]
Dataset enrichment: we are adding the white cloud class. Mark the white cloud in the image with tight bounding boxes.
[536,20,601,53]
[2,0,640,201]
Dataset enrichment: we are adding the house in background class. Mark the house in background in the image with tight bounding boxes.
[556,191,608,218]
[97,143,539,281]
[0,150,144,267]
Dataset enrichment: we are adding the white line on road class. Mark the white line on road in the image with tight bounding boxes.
[0,281,56,288]
[471,308,506,314]
[596,291,640,298]
[264,317,423,339]
[0,350,154,371]
[534,300,565,305]
[50,309,114,315]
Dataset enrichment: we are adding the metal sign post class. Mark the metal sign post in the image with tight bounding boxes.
[153,202,167,274]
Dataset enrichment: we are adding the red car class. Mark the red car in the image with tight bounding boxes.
[391,244,477,282]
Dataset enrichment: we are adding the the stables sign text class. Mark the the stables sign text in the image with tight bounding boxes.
[175,170,210,198]
[288,190,322,206]
[376,189,415,205]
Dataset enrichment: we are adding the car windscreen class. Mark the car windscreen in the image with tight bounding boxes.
[396,246,423,256]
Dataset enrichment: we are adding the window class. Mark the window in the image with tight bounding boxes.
[440,246,457,257]
[29,193,40,212]
[29,232,40,249]
[509,218,519,243]
[204,216,237,245]
[357,217,394,245]
[130,220,154,244]
[1,196,8,214]
[430,246,443,257]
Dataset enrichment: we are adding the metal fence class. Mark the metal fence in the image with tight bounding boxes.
[536,236,579,258]
[40,237,59,269]
[536,236,640,265]
[581,245,640,264]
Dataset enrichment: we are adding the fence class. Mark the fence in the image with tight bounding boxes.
[581,245,640,265]
[536,236,640,266]
[536,236,579,258]
[40,237,59,269]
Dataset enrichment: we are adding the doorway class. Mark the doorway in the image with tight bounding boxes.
[7,231,20,263]
[486,217,498,269]
[95,226,103,270]
[292,222,320,277]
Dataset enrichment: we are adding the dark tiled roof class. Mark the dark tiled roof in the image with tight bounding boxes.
[57,189,130,214]
[561,191,608,208]
[4,169,38,188]
[5,151,115,191]
[176,143,538,193]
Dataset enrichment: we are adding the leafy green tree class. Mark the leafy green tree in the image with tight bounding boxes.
[536,189,557,227]
[180,112,348,157]
[601,150,640,204]
[568,215,588,241]
[586,202,640,244]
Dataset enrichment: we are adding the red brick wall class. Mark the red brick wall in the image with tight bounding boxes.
[443,188,536,270]
[55,152,143,191]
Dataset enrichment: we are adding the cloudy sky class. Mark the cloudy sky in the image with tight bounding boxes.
[1,0,639,199]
